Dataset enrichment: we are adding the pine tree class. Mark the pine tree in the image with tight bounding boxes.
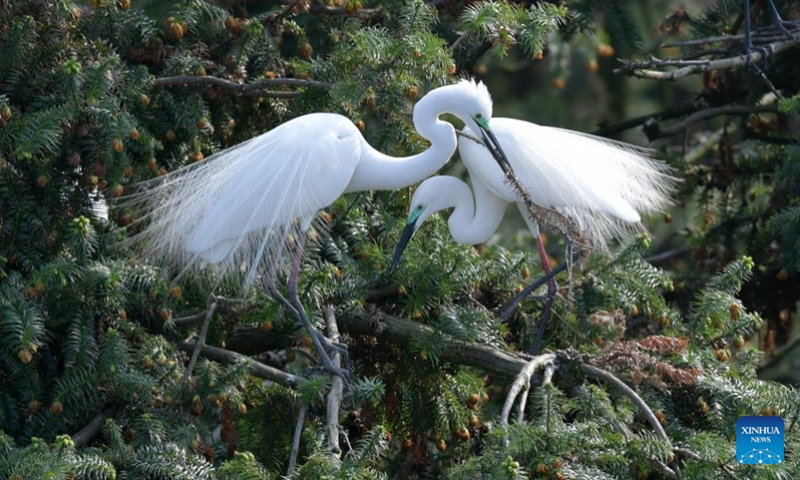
[1,0,798,479]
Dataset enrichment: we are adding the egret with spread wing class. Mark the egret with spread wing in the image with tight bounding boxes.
[391,117,678,354]
[128,80,511,379]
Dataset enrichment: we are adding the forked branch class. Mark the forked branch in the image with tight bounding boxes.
[500,353,556,431]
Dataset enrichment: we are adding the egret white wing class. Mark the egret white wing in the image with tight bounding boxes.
[460,118,678,248]
[126,113,361,290]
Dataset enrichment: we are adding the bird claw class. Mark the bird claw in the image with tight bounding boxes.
[764,0,798,40]
[743,0,799,71]
[319,359,352,384]
[313,329,352,371]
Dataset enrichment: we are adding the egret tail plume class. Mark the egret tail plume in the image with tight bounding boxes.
[121,115,356,293]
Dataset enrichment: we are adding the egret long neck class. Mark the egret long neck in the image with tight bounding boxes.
[445,177,509,246]
[344,93,457,193]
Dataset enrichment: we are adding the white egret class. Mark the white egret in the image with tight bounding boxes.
[127,79,511,379]
[391,118,678,354]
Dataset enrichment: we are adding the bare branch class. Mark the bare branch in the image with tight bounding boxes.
[615,38,800,80]
[645,246,691,265]
[72,406,117,449]
[346,312,530,375]
[581,364,669,443]
[270,0,381,16]
[652,459,678,479]
[661,24,800,48]
[227,311,530,376]
[516,362,555,424]
[287,403,308,476]
[448,32,469,51]
[650,104,778,140]
[325,305,344,458]
[173,310,211,327]
[500,354,556,431]
[592,102,703,137]
[583,363,684,478]
[152,75,331,98]
[172,297,248,327]
[456,130,485,146]
[178,342,304,388]
[364,286,400,302]
[181,302,217,385]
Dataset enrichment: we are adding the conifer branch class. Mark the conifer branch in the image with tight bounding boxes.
[178,342,304,388]
[581,364,669,443]
[325,305,344,458]
[582,364,683,478]
[226,311,529,375]
[152,76,331,98]
[270,0,381,16]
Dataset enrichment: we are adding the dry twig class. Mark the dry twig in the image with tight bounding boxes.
[181,302,217,384]
[178,342,304,387]
[325,306,344,457]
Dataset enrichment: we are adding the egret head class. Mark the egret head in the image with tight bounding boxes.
[437,79,513,175]
[389,178,454,274]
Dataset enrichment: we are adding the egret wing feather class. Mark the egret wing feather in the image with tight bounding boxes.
[125,113,361,291]
[460,118,678,249]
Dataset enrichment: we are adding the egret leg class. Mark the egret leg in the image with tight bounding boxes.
[508,208,563,354]
[531,236,557,355]
[264,233,350,382]
[284,233,350,364]
[285,233,351,381]
[763,0,797,39]
[498,263,567,320]
[743,0,769,69]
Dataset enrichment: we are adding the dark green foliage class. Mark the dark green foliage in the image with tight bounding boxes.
[1,0,799,479]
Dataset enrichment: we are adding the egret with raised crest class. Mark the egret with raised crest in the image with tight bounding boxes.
[390,114,678,354]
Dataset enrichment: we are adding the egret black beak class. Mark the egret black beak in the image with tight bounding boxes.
[477,125,513,175]
[389,221,417,274]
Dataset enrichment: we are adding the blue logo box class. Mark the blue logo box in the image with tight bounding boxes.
[736,416,784,465]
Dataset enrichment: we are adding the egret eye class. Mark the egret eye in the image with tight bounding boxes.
[475,113,483,119]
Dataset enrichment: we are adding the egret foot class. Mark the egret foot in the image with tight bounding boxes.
[266,283,351,382]
[264,230,351,383]
[311,329,352,372]
[763,0,798,39]
[743,0,798,69]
